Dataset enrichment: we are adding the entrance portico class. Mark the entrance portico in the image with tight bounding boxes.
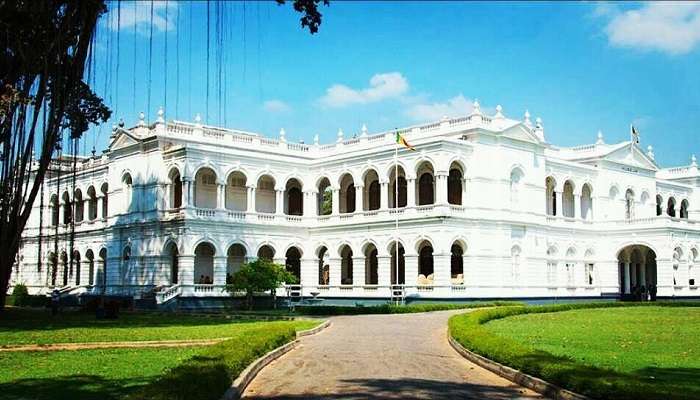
[618,245,657,301]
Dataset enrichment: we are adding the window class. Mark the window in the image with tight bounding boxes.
[511,246,521,284]
[565,262,575,286]
[585,263,594,285]
[547,261,557,285]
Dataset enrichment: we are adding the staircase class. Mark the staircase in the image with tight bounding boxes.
[390,285,405,305]
[155,284,181,305]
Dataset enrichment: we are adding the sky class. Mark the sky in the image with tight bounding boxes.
[83,1,700,168]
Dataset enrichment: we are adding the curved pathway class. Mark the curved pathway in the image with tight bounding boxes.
[244,310,544,399]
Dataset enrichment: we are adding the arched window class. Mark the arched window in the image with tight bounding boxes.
[256,175,276,213]
[73,250,81,285]
[416,161,435,206]
[451,242,464,285]
[227,244,246,281]
[165,242,179,284]
[448,164,463,205]
[673,247,682,286]
[417,241,434,284]
[74,189,84,223]
[87,186,98,220]
[562,181,574,218]
[581,184,592,220]
[546,246,557,285]
[257,245,275,261]
[667,197,677,217]
[194,168,217,209]
[680,200,689,219]
[364,244,378,285]
[317,177,332,216]
[363,169,380,211]
[50,194,59,226]
[60,251,68,286]
[48,252,57,286]
[656,195,663,216]
[509,168,523,207]
[339,173,355,214]
[390,242,405,285]
[285,178,303,216]
[565,248,576,286]
[625,189,635,220]
[169,169,183,209]
[584,249,595,286]
[85,249,95,286]
[62,191,71,224]
[317,246,329,285]
[101,183,109,219]
[339,245,353,285]
[389,165,406,208]
[121,246,131,287]
[511,245,521,283]
[122,174,133,213]
[545,177,556,216]
[194,242,215,284]
[226,171,247,211]
[285,247,302,282]
[98,248,107,287]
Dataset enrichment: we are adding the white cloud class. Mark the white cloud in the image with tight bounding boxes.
[107,1,176,35]
[603,2,700,55]
[262,100,292,113]
[404,94,475,122]
[319,72,409,108]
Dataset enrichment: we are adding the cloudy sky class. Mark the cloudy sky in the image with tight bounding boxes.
[86,1,700,167]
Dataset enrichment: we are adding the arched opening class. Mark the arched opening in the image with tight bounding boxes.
[618,244,657,301]
[48,252,57,286]
[74,189,84,223]
[227,244,246,282]
[390,242,405,285]
[60,251,68,286]
[546,246,558,285]
[562,181,574,218]
[673,247,682,287]
[667,197,676,217]
[285,247,302,282]
[122,174,133,213]
[257,245,275,261]
[98,248,107,287]
[680,199,689,219]
[584,249,595,286]
[451,242,464,285]
[100,183,109,219]
[417,241,434,285]
[50,194,59,226]
[625,189,635,220]
[165,242,179,284]
[194,242,215,284]
[363,169,380,211]
[316,177,332,216]
[581,184,592,220]
[194,168,217,209]
[564,248,576,286]
[448,164,464,205]
[256,175,276,213]
[87,186,98,220]
[226,171,247,211]
[85,249,94,286]
[62,191,71,224]
[285,178,303,216]
[339,173,356,214]
[389,165,407,208]
[416,161,435,206]
[122,246,131,286]
[509,168,523,207]
[169,168,183,209]
[656,194,663,216]
[317,246,329,285]
[364,244,378,285]
[339,245,353,285]
[545,177,556,216]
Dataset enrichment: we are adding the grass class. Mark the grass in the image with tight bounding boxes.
[0,309,321,400]
[449,302,700,400]
[295,300,522,315]
[0,308,316,345]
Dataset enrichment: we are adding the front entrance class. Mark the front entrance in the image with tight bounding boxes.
[617,245,657,301]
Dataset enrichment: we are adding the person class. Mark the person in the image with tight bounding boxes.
[640,285,647,302]
[199,274,205,284]
[650,285,657,301]
[50,288,60,316]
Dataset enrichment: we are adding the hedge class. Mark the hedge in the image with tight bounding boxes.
[448,301,700,400]
[295,301,522,316]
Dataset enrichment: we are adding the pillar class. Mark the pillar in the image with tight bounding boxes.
[380,182,389,210]
[555,191,563,217]
[353,256,366,285]
[574,194,581,219]
[331,188,340,215]
[640,262,647,288]
[623,262,631,294]
[213,256,227,285]
[436,174,448,204]
[300,258,316,288]
[328,257,341,286]
[406,178,416,208]
[247,186,255,212]
[405,254,418,286]
[182,179,191,207]
[461,178,468,206]
[275,190,284,215]
[377,255,391,286]
[216,184,225,210]
[433,254,451,286]
[307,191,318,216]
[355,184,364,213]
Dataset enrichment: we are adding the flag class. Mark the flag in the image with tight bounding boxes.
[631,125,640,144]
[395,131,416,151]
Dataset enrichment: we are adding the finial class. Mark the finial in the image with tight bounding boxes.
[441,115,449,122]
[138,112,145,127]
[157,106,165,123]
[535,117,543,129]
[494,104,504,119]
[91,146,96,158]
[112,123,118,132]
[194,113,202,126]
[692,154,697,167]
[596,130,604,145]
[299,138,305,144]
[279,128,286,142]
[361,124,368,137]
[314,134,320,145]
[472,99,481,115]
[337,128,344,143]
[647,145,655,160]
[118,118,125,128]
[524,110,531,126]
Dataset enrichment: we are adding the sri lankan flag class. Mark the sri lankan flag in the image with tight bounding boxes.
[396,131,416,151]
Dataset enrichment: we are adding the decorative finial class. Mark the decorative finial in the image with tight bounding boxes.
[494,105,504,119]
[112,123,118,132]
[157,106,165,123]
[138,112,145,127]
[535,117,543,129]
[361,124,368,137]
[118,118,125,128]
[441,115,449,122]
[194,113,202,126]
[692,154,697,167]
[596,130,604,145]
[647,145,655,160]
[472,99,481,115]
[314,134,320,145]
[279,128,286,142]
[91,146,96,158]
[337,128,344,143]
[524,110,531,126]
[299,138,305,144]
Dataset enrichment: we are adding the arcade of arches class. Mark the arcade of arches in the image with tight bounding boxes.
[618,245,657,300]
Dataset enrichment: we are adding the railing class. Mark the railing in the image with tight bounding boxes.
[257,213,275,222]
[286,215,302,223]
[227,211,246,220]
[195,208,216,217]
[155,284,181,304]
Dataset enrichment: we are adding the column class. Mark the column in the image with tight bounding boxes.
[216,184,225,210]
[182,179,191,207]
[436,174,448,204]
[328,257,341,286]
[355,184,364,213]
[377,255,391,286]
[307,191,318,216]
[353,256,366,285]
[179,255,195,286]
[213,256,227,285]
[406,178,416,208]
[574,194,581,219]
[640,261,647,288]
[380,182,389,210]
[461,178,468,206]
[623,262,631,294]
[275,190,284,215]
[555,191,563,217]
[59,200,65,225]
[247,186,255,212]
[433,254,451,286]
[300,258,317,289]
[331,188,340,215]
[405,254,418,286]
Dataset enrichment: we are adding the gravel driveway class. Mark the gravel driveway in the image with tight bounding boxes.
[243,310,543,399]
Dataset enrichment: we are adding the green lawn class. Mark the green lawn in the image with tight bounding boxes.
[0,309,321,400]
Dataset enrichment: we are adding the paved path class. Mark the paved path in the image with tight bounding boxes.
[243,310,544,399]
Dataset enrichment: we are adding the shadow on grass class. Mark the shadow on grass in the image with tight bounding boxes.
[0,375,149,400]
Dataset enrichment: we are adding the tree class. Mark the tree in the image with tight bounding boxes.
[226,259,298,310]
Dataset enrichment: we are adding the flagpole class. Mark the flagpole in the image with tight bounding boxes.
[394,143,399,300]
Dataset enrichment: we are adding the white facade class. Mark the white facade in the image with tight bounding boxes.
[12,103,700,302]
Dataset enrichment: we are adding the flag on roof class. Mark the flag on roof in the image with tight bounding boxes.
[395,131,416,151]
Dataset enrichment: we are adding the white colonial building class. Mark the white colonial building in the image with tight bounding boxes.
[11,102,700,305]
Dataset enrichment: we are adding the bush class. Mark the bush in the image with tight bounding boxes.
[11,284,29,306]
[448,301,700,400]
[296,301,522,316]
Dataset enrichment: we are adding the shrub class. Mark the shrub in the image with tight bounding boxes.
[296,301,522,316]
[10,283,30,307]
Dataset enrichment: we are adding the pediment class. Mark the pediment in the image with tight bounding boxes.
[603,144,658,171]
[109,129,141,150]
[500,124,543,145]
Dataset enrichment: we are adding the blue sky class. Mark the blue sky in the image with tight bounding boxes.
[84,1,700,167]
